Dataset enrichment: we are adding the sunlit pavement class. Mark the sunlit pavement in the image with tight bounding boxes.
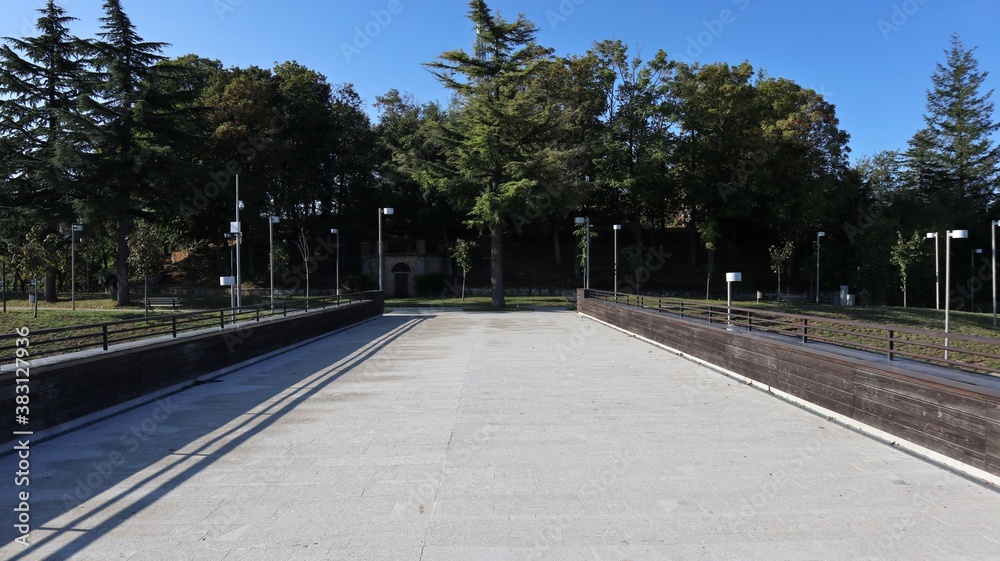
[1,309,998,560]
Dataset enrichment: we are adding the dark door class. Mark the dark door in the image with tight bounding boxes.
[395,273,409,297]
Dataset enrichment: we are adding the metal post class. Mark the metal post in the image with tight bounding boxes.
[331,228,340,296]
[269,216,279,308]
[816,231,825,304]
[235,175,242,309]
[613,224,622,295]
[585,219,590,290]
[993,220,998,327]
[945,229,969,360]
[927,232,940,310]
[71,226,76,310]
[972,248,983,312]
[378,208,393,292]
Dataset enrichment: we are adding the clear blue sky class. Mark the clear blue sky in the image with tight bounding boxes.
[4,0,999,161]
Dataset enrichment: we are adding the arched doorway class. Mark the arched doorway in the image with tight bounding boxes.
[392,263,412,297]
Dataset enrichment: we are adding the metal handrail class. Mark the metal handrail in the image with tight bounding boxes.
[0,292,378,366]
[588,289,1000,376]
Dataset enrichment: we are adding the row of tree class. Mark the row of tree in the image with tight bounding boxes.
[1,1,997,310]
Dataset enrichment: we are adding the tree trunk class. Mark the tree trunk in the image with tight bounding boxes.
[490,224,504,310]
[116,209,131,307]
[44,268,57,302]
[552,228,562,267]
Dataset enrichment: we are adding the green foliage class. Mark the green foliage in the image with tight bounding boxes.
[769,240,794,294]
[889,231,927,307]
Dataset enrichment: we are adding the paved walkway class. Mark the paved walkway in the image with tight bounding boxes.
[1,310,998,560]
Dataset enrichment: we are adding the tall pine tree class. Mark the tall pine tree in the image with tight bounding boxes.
[76,0,193,306]
[0,0,88,300]
[905,34,999,227]
[423,0,576,309]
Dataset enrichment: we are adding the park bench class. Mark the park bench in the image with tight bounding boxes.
[144,296,180,311]
[777,293,810,304]
[562,290,577,303]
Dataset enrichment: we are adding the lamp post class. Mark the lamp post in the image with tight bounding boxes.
[71,224,83,310]
[992,220,999,327]
[945,229,968,360]
[816,231,825,304]
[726,272,742,325]
[234,174,243,309]
[926,232,940,310]
[972,248,983,312]
[574,217,590,290]
[378,208,393,292]
[331,228,340,296]
[613,224,622,295]
[269,216,280,307]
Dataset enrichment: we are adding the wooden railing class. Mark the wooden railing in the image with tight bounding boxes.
[589,290,1000,377]
[0,292,378,366]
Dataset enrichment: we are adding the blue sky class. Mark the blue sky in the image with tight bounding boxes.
[3,0,999,162]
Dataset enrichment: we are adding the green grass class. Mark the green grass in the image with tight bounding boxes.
[386,295,574,310]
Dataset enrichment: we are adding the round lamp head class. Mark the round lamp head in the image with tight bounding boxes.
[726,272,742,283]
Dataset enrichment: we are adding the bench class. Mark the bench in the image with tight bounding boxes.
[777,293,810,304]
[561,290,577,303]
[145,297,180,311]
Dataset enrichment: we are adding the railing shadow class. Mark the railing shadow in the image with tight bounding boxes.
[0,313,426,559]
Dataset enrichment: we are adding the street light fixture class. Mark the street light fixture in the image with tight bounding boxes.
[945,229,968,360]
[926,232,940,310]
[331,228,340,296]
[972,248,984,312]
[816,231,825,304]
[574,217,590,290]
[613,224,622,295]
[378,208,393,292]
[269,216,280,308]
[71,224,83,310]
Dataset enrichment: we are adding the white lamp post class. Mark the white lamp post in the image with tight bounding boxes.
[613,224,622,295]
[972,248,983,312]
[378,208,393,292]
[726,272,742,325]
[331,228,340,296]
[926,232,940,310]
[992,220,999,327]
[816,231,825,304]
[71,224,83,310]
[945,229,968,360]
[234,174,244,309]
[269,216,280,307]
[574,217,590,290]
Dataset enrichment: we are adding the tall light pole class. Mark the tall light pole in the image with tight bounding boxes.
[574,217,590,289]
[972,248,983,312]
[71,224,83,310]
[926,232,940,310]
[816,231,825,304]
[992,219,999,327]
[234,175,243,309]
[378,208,393,292]
[269,216,280,307]
[331,228,340,296]
[613,224,622,295]
[945,229,968,360]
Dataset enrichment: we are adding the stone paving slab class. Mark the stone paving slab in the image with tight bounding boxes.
[1,310,998,560]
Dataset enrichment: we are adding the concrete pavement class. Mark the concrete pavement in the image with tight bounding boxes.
[1,309,998,560]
